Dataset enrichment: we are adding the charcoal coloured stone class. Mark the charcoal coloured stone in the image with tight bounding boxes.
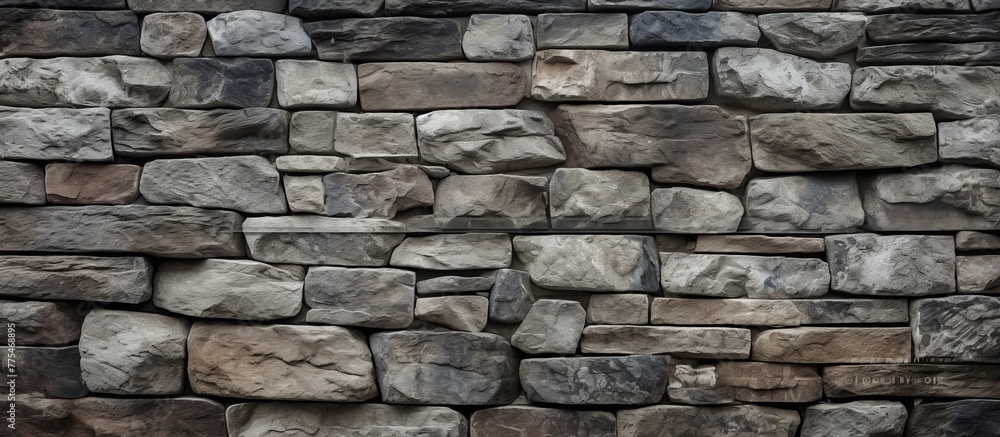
[741,174,865,233]
[45,163,141,205]
[857,42,1000,66]
[651,188,743,233]
[0,301,84,346]
[939,115,1000,166]
[140,156,287,214]
[288,0,384,17]
[289,111,335,154]
[580,326,751,359]
[758,13,867,59]
[0,57,170,108]
[826,234,956,296]
[550,168,651,229]
[112,108,289,157]
[867,12,1000,45]
[243,216,405,266]
[589,0,711,9]
[520,355,670,405]
[668,361,823,404]
[908,400,1000,437]
[532,50,709,102]
[852,66,1000,119]
[0,161,43,204]
[127,0,286,13]
[976,0,1000,10]
[384,0,587,15]
[463,14,534,61]
[359,62,526,111]
[801,401,907,437]
[861,165,1000,231]
[751,327,912,364]
[140,12,206,58]
[17,346,88,398]
[305,267,415,329]
[324,166,433,218]
[19,395,226,437]
[0,107,112,161]
[434,174,549,229]
[661,253,829,298]
[489,269,535,324]
[835,0,969,11]
[0,0,126,6]
[911,295,1000,363]
[535,13,629,49]
[630,11,760,48]
[472,406,615,437]
[713,48,852,110]
[823,364,1000,398]
[0,9,139,57]
[168,58,275,109]
[617,405,800,437]
[207,11,312,57]
[226,403,468,437]
[305,17,463,62]
[514,235,659,292]
[275,60,358,109]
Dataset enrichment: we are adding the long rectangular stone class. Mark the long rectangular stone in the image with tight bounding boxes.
[823,364,1000,398]
[305,18,463,62]
[580,325,751,359]
[535,13,629,49]
[227,403,468,437]
[0,107,112,161]
[867,12,1000,44]
[752,327,911,364]
[857,42,1000,66]
[126,0,286,12]
[243,216,405,266]
[0,9,140,57]
[0,206,245,258]
[660,253,830,299]
[20,395,227,436]
[112,108,289,157]
[651,298,909,326]
[695,235,824,254]
[359,62,526,111]
[521,355,670,405]
[0,57,171,108]
[861,165,1000,231]
[0,301,84,345]
[958,256,1000,293]
[0,256,152,303]
[618,405,801,437]
[852,66,1000,119]
[835,0,971,11]
[532,50,708,102]
[384,0,587,15]
[668,359,822,404]
[513,235,659,292]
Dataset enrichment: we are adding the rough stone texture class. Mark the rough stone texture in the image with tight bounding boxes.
[359,62,526,111]
[520,355,671,405]
[489,269,535,324]
[127,0,287,13]
[391,233,511,270]
[837,0,970,11]
[226,403,469,437]
[0,0,126,6]
[589,0,711,9]
[154,259,303,320]
[243,216,405,266]
[384,0,587,15]
[417,273,495,295]
[289,111,335,154]
[713,48,852,110]
[976,0,1000,10]
[283,175,325,214]
[141,156,287,213]
[851,66,1000,119]
[669,360,823,404]
[751,327,912,364]
[861,165,1000,231]
[651,188,743,233]
[939,116,1000,167]
[587,294,649,325]
[335,112,418,159]
[0,56,170,108]
[463,14,534,61]
[514,235,659,292]
[911,295,1000,363]
[472,406,615,437]
[908,400,1000,437]
[856,42,1000,66]
[867,12,998,45]
[0,161,44,204]
[660,252,830,298]
[305,267,415,329]
[168,58,274,109]
[324,166,433,218]
[554,105,751,188]
[112,108,289,157]
[630,11,760,48]
[758,13,868,58]
[415,296,490,332]
[512,299,585,354]
[0,107,112,161]
[532,50,709,102]
[651,298,909,326]
[305,17,463,62]
[695,235,825,254]
[0,9,136,58]
[434,175,549,229]
[958,256,1000,293]
[19,395,227,437]
[617,405,801,437]
[207,11,311,57]
[741,174,865,233]
[0,206,245,258]
[17,346,88,398]
[370,330,520,405]
[750,113,938,172]
[581,325,751,358]
[0,301,83,346]
[141,12,206,58]
[274,60,357,109]
[536,13,628,49]
[416,109,565,174]
[289,0,384,17]
[276,155,346,173]
[823,364,1000,398]
[801,401,908,437]
[0,256,151,304]
[79,309,189,395]
[44,163,140,205]
[188,322,377,401]
[826,234,956,296]
[551,168,650,229]
[957,231,1000,250]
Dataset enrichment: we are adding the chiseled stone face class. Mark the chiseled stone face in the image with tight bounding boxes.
[587,294,649,325]
[521,355,671,405]
[226,403,468,437]
[741,174,865,233]
[826,234,956,296]
[336,112,418,159]
[305,267,415,329]
[0,256,152,303]
[651,298,909,326]
[514,235,660,292]
[305,17,463,62]
[168,58,274,109]
[0,301,84,346]
[532,50,709,102]
[384,0,587,15]
[660,252,830,299]
[630,11,760,48]
[617,405,801,437]
[276,60,358,109]
[489,269,535,324]
[127,0,287,13]
[434,174,549,229]
[535,13,629,49]
[852,66,1000,119]
[751,327,912,364]
[207,10,311,57]
[911,295,1000,363]
[550,168,650,229]
[867,11,991,44]
[323,166,433,218]
[861,165,1000,231]
[289,0,384,17]
[45,163,141,205]
[651,188,742,234]
[415,296,490,332]
[695,235,825,254]
[140,156,287,214]
[471,406,616,437]
[0,9,140,57]
[283,175,325,214]
[0,107,112,161]
[19,395,227,437]
[512,299,586,354]
[823,364,1000,398]
[242,216,405,266]
[801,401,908,437]
[667,360,823,404]
[714,48,851,110]
[856,42,1000,67]
[358,62,526,111]
[581,325,751,359]
[0,161,44,205]
[391,233,512,270]
[758,13,868,58]
[939,115,1000,167]
[957,255,1000,293]
[140,12,206,58]
[463,14,534,61]
[0,57,170,108]
[907,400,1000,437]
[112,108,289,157]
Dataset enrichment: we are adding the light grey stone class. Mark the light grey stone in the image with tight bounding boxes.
[0,107,112,161]
[939,116,1000,167]
[276,60,357,109]
[0,256,149,304]
[835,0,969,11]
[533,50,709,102]
[335,112,417,160]
[520,355,671,405]
[958,255,1000,293]
[512,299,585,354]
[391,233,511,270]
[695,235,825,254]
[324,166,433,218]
[660,252,830,298]
[741,173,864,233]
[827,234,955,296]
[536,13,628,49]
[581,325,752,359]
[714,47,852,110]
[385,0,586,14]
[957,231,1000,251]
[288,0,385,17]
[861,165,1000,231]
[912,295,1000,363]
[359,62,526,111]
[415,296,490,332]
[801,401,907,437]
[168,58,274,109]
[226,403,468,437]
[276,155,346,173]
[714,0,832,10]
[471,406,615,437]
[304,17,463,62]
[289,111,336,154]
[112,108,290,157]
[651,298,910,326]
[141,156,287,214]
[243,216,405,266]
[304,267,415,329]
[463,14,534,61]
[0,57,170,108]
[19,395,226,437]
[589,0,711,9]
[127,0,286,13]
[283,175,325,214]
[434,174,549,229]
[154,259,303,320]
[651,188,743,233]
[0,9,139,57]
[852,66,1000,119]
[417,273,496,295]
[751,327,912,364]
[758,13,867,58]
[514,235,659,292]
[587,294,649,325]
[0,301,84,346]
[550,168,651,229]
[0,161,43,204]
[207,10,311,57]
[489,269,535,324]
[630,11,760,48]
[140,12,206,58]
[618,405,801,437]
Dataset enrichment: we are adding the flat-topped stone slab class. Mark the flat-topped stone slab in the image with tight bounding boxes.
[0,9,140,57]
[0,107,112,161]
[226,403,468,437]
[0,57,170,108]
[112,108,289,157]
[852,66,1000,119]
[305,17,462,62]
[359,62,526,111]
[243,216,405,266]
[533,50,709,102]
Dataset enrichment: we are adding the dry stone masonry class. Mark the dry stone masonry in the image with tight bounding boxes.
[1,1,999,436]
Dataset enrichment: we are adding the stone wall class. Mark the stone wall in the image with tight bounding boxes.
[2,0,1000,436]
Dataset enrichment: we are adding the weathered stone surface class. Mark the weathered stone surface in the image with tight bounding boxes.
[630,11,760,48]
[154,259,302,320]
[168,58,274,109]
[618,405,801,437]
[417,273,495,295]
[324,166,433,218]
[391,234,511,270]
[472,407,615,437]
[976,0,1000,10]
[912,295,1000,363]
[837,0,970,11]
[112,108,289,157]
[958,231,1000,250]
[289,0,384,17]
[141,156,286,213]
[416,109,565,174]
[862,165,1000,231]
[521,355,670,405]
[857,42,1000,66]
[80,309,189,395]
[207,11,310,57]
[750,113,937,172]
[741,174,864,233]
[0,161,43,204]
[0,206,245,257]
[581,325,751,359]
[489,269,535,324]
[305,17,462,62]
[589,0,710,9]
[463,14,534,61]
[435,175,549,229]
[17,346,88,398]
[801,401,907,437]
[695,235,825,254]
[533,50,709,102]
[514,235,659,292]
[512,299,585,354]
[651,188,743,233]
[758,13,867,58]
[276,61,357,110]
[868,12,999,45]
[714,48,852,110]
[141,12,206,58]
[359,62,526,111]
[19,395,226,437]
[283,175,325,214]
[823,364,1000,398]
[940,116,1000,166]
[188,322,377,401]
[384,0,586,14]
[0,301,83,346]
[827,234,956,296]
[908,400,1000,437]
[415,296,490,332]
[651,298,909,326]
[0,57,170,108]
[44,163,140,205]
[588,294,649,325]
[551,168,649,229]
[305,267,415,329]
[127,0,286,13]
[714,0,831,10]
[752,327,912,364]
[334,112,418,159]
[0,0,125,7]
[0,9,138,57]
[0,107,111,161]
[958,256,1000,293]
[536,13,628,49]
[554,105,751,188]
[669,360,822,404]
[660,253,829,298]
[276,155,346,173]
[852,66,1000,119]
[0,256,150,304]
[243,216,405,266]
[227,403,469,437]
[370,330,520,405]
[289,111,335,154]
